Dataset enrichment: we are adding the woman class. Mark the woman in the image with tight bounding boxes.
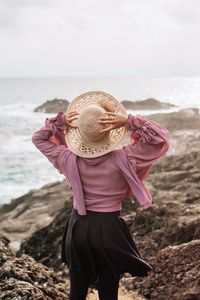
[32,91,169,300]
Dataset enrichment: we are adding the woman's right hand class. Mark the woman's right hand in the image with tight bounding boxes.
[64,111,79,128]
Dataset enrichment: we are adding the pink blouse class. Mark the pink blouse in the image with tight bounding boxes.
[76,153,130,212]
[32,112,169,214]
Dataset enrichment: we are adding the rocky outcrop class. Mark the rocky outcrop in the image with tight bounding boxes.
[0,234,70,300]
[0,235,143,300]
[0,235,14,267]
[122,240,200,300]
[33,99,200,134]
[33,98,200,155]
[129,151,200,259]
[119,151,200,299]
[18,201,72,270]
[148,108,200,132]
[121,98,175,110]
[15,151,200,299]
[34,98,69,113]
[166,129,200,156]
[34,98,175,114]
[0,181,72,252]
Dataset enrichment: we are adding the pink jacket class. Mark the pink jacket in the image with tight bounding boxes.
[32,112,169,215]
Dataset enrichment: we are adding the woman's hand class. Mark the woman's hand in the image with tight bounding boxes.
[97,99,128,132]
[64,111,79,128]
[98,112,128,132]
[97,99,118,113]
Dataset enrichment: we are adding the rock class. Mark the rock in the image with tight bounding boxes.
[0,235,14,267]
[129,151,200,259]
[0,180,72,251]
[35,98,175,113]
[162,129,200,156]
[0,235,70,300]
[34,98,70,113]
[121,98,175,110]
[150,150,200,173]
[122,240,200,300]
[130,203,200,259]
[148,108,200,132]
[18,201,72,270]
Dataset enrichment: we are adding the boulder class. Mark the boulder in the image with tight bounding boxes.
[0,180,72,252]
[148,108,200,132]
[122,240,200,300]
[130,151,200,259]
[18,201,72,270]
[0,234,70,300]
[34,99,69,113]
[121,98,175,110]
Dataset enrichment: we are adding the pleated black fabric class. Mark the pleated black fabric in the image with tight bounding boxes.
[61,208,152,286]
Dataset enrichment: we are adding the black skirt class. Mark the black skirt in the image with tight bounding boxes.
[61,208,152,286]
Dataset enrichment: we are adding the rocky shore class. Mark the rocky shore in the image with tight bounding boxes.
[34,97,176,113]
[121,98,175,110]
[1,98,200,299]
[34,98,70,113]
[1,235,140,300]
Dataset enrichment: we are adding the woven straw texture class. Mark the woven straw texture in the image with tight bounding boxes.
[65,91,128,158]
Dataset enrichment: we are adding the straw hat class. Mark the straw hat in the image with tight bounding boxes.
[65,91,128,158]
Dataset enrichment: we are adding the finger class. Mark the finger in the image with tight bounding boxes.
[100,125,113,132]
[67,115,79,121]
[65,113,79,118]
[99,115,115,119]
[103,112,116,115]
[67,111,79,116]
[98,120,115,124]
[98,117,115,121]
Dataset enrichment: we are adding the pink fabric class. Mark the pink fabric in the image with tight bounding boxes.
[32,112,169,215]
[76,154,130,212]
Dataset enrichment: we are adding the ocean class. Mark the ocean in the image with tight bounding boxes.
[0,76,200,204]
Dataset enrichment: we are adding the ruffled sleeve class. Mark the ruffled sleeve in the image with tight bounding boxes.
[122,113,169,180]
[32,112,70,174]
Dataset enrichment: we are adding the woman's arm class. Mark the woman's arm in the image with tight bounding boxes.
[122,114,169,180]
[32,111,79,174]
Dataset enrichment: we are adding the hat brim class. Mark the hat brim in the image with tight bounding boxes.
[65,91,128,158]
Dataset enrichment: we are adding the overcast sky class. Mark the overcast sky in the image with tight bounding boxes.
[1,0,200,77]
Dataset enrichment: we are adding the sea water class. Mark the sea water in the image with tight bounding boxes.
[0,76,200,204]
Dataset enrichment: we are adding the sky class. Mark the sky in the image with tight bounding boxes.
[1,0,200,77]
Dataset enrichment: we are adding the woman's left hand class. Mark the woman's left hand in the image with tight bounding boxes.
[98,112,128,132]
[97,99,118,113]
